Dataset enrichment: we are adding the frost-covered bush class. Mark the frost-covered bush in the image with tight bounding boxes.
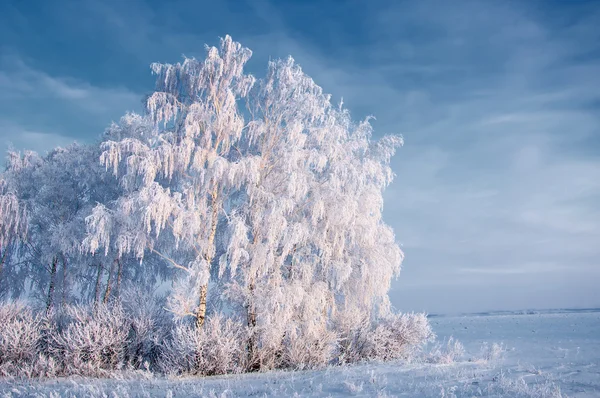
[0,302,41,377]
[478,342,505,363]
[0,300,435,378]
[428,336,465,364]
[0,300,170,378]
[244,324,285,371]
[280,326,338,370]
[335,311,434,364]
[47,304,129,376]
[120,287,171,370]
[160,314,246,376]
[333,310,373,364]
[244,321,335,372]
[0,303,61,378]
[365,313,435,361]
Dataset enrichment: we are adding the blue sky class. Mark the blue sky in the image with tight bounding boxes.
[1,0,599,314]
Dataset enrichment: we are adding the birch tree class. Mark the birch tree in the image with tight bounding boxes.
[0,167,27,298]
[217,56,404,366]
[89,36,405,343]
[92,37,257,328]
[83,114,172,306]
[1,144,125,309]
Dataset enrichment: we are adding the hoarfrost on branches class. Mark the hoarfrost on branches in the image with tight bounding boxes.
[0,35,432,375]
[88,36,405,338]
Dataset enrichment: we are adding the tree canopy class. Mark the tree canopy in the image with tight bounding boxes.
[0,36,418,373]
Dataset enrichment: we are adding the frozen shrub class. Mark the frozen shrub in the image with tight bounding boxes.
[334,311,434,364]
[281,326,337,370]
[193,315,246,375]
[428,336,465,364]
[0,300,171,378]
[343,380,364,394]
[333,310,373,364]
[20,354,61,379]
[244,320,336,371]
[159,322,197,375]
[0,302,41,377]
[160,314,246,376]
[0,300,437,378]
[366,313,435,361]
[479,342,505,363]
[0,304,61,379]
[47,304,129,376]
[120,287,171,370]
[390,313,435,347]
[493,373,564,397]
[245,324,285,371]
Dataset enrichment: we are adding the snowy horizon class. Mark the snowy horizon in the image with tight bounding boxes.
[1,0,599,314]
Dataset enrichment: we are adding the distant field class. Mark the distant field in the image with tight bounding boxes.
[2,310,599,397]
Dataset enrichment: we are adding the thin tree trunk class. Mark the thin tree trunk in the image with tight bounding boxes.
[245,207,264,367]
[245,279,260,371]
[103,259,116,304]
[196,185,219,329]
[46,257,58,313]
[115,259,123,300]
[196,284,208,329]
[247,281,257,328]
[0,248,7,283]
[0,247,8,295]
[93,263,104,310]
[61,256,68,307]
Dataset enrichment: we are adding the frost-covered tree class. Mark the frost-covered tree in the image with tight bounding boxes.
[1,144,126,309]
[218,57,404,368]
[89,35,404,345]
[82,114,173,306]
[0,168,27,299]
[0,151,44,301]
[93,37,256,327]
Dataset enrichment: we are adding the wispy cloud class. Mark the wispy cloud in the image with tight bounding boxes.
[0,121,75,156]
[458,262,569,275]
[0,53,141,155]
[0,55,139,110]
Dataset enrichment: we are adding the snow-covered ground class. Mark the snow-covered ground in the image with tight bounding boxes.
[1,310,598,397]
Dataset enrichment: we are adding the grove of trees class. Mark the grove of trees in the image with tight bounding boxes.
[0,36,433,378]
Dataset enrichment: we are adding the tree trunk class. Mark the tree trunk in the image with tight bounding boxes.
[61,256,68,307]
[195,284,208,329]
[115,259,123,300]
[103,259,116,304]
[93,263,104,310]
[247,281,257,328]
[0,248,7,284]
[245,279,260,371]
[196,184,219,328]
[0,248,8,295]
[46,257,58,313]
